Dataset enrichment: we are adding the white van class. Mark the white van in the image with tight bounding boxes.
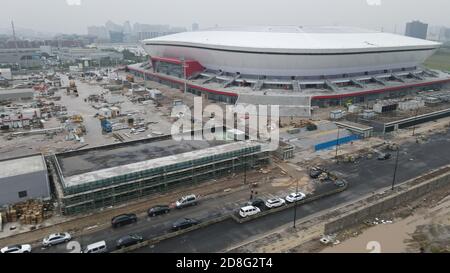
[239,206,261,218]
[83,241,107,253]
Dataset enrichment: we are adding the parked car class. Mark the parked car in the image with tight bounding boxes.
[148,205,171,217]
[265,198,286,209]
[309,167,324,178]
[175,194,198,209]
[115,234,143,249]
[285,192,306,203]
[42,232,71,247]
[334,179,347,188]
[0,244,32,253]
[83,241,107,253]
[239,206,261,218]
[246,198,265,209]
[171,218,199,231]
[377,153,392,160]
[111,213,137,228]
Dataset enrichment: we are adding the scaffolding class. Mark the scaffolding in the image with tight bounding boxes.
[55,144,269,215]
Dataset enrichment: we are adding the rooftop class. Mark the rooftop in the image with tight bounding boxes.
[56,137,228,178]
[61,141,260,188]
[0,155,46,180]
[144,26,440,52]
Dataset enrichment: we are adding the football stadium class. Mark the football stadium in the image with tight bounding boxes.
[127,26,450,116]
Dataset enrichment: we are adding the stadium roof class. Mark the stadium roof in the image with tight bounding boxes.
[144,26,441,53]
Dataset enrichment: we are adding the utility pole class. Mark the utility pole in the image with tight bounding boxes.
[293,179,299,228]
[335,126,340,163]
[392,147,400,190]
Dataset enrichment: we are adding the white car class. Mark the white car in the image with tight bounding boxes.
[42,232,71,247]
[239,206,261,218]
[0,244,32,253]
[265,198,286,209]
[285,192,306,203]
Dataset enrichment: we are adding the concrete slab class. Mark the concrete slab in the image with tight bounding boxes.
[62,141,260,188]
[0,155,46,180]
[57,138,228,177]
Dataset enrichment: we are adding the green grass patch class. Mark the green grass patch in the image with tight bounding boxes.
[425,49,450,71]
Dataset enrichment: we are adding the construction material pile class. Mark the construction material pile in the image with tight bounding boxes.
[3,200,53,225]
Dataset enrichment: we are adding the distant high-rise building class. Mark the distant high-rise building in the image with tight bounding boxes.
[192,23,199,31]
[105,20,123,32]
[87,26,109,40]
[109,31,124,43]
[439,27,450,42]
[123,21,132,34]
[405,20,428,39]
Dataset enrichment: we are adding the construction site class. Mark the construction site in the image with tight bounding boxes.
[2,24,450,255]
[51,134,270,215]
[1,60,450,253]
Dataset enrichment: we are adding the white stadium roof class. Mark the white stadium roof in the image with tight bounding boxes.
[144,26,440,53]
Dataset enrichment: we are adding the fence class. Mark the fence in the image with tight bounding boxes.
[314,134,361,151]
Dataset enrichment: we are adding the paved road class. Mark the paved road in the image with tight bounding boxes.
[33,182,300,253]
[131,130,450,253]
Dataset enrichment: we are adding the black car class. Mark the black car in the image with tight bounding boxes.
[111,213,137,228]
[171,218,199,231]
[377,153,392,160]
[115,234,143,249]
[148,205,171,217]
[334,179,346,188]
[246,198,265,209]
[309,167,324,179]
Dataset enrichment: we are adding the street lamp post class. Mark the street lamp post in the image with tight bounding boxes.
[181,57,188,94]
[392,147,400,190]
[244,157,247,185]
[412,108,420,136]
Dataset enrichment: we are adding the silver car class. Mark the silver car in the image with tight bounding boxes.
[42,232,71,247]
[0,244,32,253]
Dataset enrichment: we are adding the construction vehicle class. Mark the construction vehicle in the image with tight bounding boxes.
[70,115,83,123]
[306,122,318,131]
[66,80,79,96]
[98,115,112,133]
[126,74,135,83]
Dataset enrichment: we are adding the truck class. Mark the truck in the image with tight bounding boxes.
[99,116,112,133]
[66,80,78,96]
[126,75,134,83]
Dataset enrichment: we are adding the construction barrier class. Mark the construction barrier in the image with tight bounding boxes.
[114,182,348,253]
[112,215,229,253]
[314,134,361,151]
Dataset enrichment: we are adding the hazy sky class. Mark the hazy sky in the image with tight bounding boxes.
[1,0,449,34]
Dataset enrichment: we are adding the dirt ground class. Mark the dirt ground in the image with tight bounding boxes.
[322,185,450,253]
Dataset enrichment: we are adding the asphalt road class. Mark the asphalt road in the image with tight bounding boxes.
[33,181,300,253]
[131,130,450,253]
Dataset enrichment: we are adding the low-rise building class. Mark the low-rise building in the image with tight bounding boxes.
[0,154,51,206]
[0,89,34,103]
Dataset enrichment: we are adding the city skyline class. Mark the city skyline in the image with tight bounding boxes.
[1,0,450,35]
